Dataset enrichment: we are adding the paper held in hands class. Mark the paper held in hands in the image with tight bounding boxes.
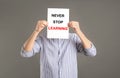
[47,8,69,39]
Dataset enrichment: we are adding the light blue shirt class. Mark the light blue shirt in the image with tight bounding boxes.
[21,33,96,78]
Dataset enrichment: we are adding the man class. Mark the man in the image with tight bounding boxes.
[21,20,97,78]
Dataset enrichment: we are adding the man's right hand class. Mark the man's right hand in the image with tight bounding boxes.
[22,20,47,52]
[35,20,48,33]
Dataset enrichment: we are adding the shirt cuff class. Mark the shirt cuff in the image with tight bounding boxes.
[20,47,34,57]
[84,43,97,57]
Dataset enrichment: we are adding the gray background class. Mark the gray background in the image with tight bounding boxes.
[0,0,120,78]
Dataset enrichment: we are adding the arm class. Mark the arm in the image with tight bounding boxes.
[23,20,47,52]
[68,21,97,56]
[21,20,47,57]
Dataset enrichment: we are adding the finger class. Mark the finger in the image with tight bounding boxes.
[44,21,48,26]
[42,21,48,26]
[68,22,73,27]
[68,22,71,27]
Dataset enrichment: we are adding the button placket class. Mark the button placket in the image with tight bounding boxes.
[58,38,61,78]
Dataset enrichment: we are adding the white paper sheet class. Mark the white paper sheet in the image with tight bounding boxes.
[47,8,69,39]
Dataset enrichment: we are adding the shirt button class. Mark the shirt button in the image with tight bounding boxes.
[58,51,60,55]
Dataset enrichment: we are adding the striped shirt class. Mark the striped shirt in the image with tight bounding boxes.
[21,33,96,78]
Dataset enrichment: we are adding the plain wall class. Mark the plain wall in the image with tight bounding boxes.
[0,0,120,78]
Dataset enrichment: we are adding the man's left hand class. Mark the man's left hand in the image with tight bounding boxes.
[68,21,81,34]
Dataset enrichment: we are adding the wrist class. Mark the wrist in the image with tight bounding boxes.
[33,30,40,35]
[34,28,42,33]
[75,29,82,35]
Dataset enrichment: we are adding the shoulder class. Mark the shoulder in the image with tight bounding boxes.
[69,33,81,42]
[69,33,78,39]
[35,32,47,42]
[38,32,47,38]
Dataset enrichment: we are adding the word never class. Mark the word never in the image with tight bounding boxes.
[51,14,64,18]
[51,14,65,24]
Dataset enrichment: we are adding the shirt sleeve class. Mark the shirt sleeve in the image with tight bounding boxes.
[74,33,97,57]
[84,43,97,57]
[20,36,42,58]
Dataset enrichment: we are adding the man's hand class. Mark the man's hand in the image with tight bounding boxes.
[23,20,47,52]
[68,21,80,34]
[35,20,48,33]
[68,21,92,49]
